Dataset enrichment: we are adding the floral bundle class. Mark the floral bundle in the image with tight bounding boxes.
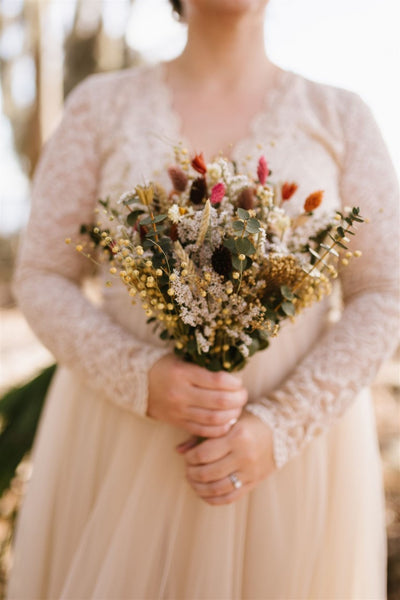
[74,150,364,372]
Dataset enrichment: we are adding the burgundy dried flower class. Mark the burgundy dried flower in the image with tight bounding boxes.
[257,155,269,185]
[169,223,179,241]
[190,177,207,205]
[191,153,207,175]
[168,165,188,192]
[304,190,324,212]
[210,182,226,205]
[281,182,298,201]
[139,224,149,241]
[238,187,255,210]
[211,245,232,278]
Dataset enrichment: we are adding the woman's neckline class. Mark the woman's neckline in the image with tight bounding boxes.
[153,60,296,161]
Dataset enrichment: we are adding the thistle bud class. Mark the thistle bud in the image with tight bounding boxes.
[190,177,207,205]
[237,187,255,210]
[168,165,188,192]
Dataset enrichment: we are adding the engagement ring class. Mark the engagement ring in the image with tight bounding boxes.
[229,473,242,490]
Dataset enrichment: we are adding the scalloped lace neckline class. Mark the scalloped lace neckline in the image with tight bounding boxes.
[153,61,295,161]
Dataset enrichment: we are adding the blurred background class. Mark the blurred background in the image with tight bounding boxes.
[0,0,399,597]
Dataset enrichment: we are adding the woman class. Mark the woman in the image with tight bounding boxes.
[7,0,399,598]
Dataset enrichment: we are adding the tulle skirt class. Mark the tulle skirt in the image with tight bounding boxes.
[7,366,386,599]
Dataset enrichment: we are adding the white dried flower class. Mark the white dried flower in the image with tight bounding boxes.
[168,204,181,224]
[206,162,222,185]
[258,184,274,206]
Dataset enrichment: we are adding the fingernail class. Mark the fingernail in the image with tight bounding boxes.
[229,418,238,426]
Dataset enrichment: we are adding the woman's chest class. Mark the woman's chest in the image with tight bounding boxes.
[96,101,344,214]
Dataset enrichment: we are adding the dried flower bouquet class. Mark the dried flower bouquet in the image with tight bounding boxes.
[72,150,365,372]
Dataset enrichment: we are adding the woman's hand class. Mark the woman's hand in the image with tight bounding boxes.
[147,354,248,437]
[178,412,276,505]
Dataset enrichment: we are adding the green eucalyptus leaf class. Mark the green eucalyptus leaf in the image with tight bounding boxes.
[142,239,154,250]
[127,209,145,226]
[281,285,295,300]
[156,237,173,253]
[320,244,339,257]
[237,207,250,220]
[153,214,167,223]
[235,238,256,255]
[232,255,246,271]
[223,238,236,251]
[263,308,278,322]
[248,338,260,356]
[309,248,320,260]
[246,218,261,234]
[233,221,245,232]
[281,301,295,317]
[336,226,345,238]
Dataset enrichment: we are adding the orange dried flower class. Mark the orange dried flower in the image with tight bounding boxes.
[191,153,207,175]
[281,182,298,201]
[304,190,324,212]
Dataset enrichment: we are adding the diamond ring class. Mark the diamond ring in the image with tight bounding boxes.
[229,473,243,490]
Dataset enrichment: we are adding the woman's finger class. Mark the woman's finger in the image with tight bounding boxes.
[186,365,243,391]
[188,472,245,498]
[186,386,247,410]
[186,453,236,483]
[201,483,251,506]
[183,435,232,465]
[185,406,240,427]
[182,420,234,439]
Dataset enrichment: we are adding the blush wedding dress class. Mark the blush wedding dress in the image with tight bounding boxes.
[7,63,399,599]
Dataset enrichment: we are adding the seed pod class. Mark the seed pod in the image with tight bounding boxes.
[238,187,255,210]
[190,177,207,205]
[168,166,188,192]
[211,245,232,278]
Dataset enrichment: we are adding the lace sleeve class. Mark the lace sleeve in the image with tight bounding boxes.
[13,78,170,417]
[246,93,400,468]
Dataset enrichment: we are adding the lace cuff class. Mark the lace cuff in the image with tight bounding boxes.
[245,403,289,469]
[117,345,171,417]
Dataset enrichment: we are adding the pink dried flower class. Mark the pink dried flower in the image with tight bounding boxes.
[257,156,269,185]
[168,165,188,192]
[210,182,226,205]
